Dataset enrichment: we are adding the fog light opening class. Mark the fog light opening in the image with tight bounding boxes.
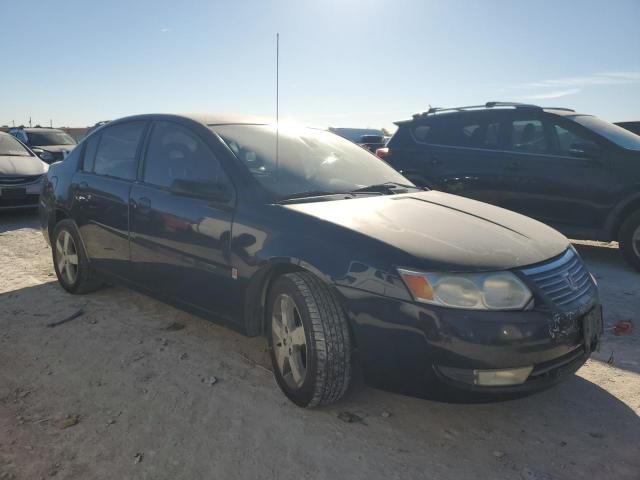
[473,366,533,386]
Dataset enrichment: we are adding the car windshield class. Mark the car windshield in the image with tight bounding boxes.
[27,131,76,146]
[571,115,640,151]
[0,134,31,156]
[211,124,413,199]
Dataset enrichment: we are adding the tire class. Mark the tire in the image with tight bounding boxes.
[52,219,103,294]
[619,210,640,271]
[266,272,352,407]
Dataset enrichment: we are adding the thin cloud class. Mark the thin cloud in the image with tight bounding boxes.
[160,28,171,33]
[521,71,640,89]
[523,88,580,100]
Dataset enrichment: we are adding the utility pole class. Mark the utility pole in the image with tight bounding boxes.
[29,117,32,127]
[50,119,53,128]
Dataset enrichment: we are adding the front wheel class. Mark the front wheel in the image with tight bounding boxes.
[619,211,640,271]
[267,272,352,407]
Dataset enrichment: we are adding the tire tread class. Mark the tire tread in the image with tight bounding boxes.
[283,272,352,407]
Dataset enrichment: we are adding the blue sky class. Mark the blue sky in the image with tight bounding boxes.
[1,0,639,129]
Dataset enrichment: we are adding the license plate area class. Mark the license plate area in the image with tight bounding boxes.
[583,306,603,354]
[0,188,27,199]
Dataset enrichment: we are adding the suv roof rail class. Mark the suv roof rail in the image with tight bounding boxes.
[409,101,576,121]
[544,107,576,112]
[485,101,540,109]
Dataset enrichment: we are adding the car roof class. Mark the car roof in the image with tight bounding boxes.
[107,112,275,127]
[11,127,68,133]
[395,102,588,125]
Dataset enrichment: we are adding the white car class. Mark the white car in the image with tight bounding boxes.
[0,132,48,211]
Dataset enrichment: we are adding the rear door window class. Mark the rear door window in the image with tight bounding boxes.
[94,121,146,180]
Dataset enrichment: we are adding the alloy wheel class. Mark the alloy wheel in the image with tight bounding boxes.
[55,230,79,285]
[271,293,308,389]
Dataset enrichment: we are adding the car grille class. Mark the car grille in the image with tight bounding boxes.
[0,174,43,185]
[519,249,595,308]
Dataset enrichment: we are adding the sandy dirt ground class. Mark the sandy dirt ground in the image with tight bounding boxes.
[0,210,638,480]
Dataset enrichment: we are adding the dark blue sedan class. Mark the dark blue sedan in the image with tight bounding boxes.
[39,114,602,407]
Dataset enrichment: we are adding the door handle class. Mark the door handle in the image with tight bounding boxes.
[132,196,152,213]
[75,181,91,202]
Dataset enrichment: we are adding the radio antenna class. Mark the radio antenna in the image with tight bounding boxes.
[276,32,280,170]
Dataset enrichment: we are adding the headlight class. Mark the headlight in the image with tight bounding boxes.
[398,269,533,310]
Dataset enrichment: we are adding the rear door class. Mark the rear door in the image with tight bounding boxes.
[129,120,237,320]
[498,111,611,233]
[72,121,148,278]
[390,112,506,202]
[426,111,506,203]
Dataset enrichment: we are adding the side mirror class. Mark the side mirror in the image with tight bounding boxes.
[169,179,232,203]
[569,141,600,159]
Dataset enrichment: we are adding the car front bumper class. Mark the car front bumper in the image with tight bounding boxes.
[0,178,43,211]
[336,285,601,400]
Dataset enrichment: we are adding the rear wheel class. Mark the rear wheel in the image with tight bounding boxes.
[619,211,640,271]
[52,220,103,294]
[267,272,352,407]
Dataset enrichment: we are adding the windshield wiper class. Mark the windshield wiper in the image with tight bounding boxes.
[277,190,383,205]
[350,181,420,194]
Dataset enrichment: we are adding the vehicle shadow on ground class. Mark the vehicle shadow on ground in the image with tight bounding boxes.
[0,210,39,233]
[340,371,640,465]
[2,280,639,479]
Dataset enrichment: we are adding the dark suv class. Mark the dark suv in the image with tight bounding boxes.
[382,102,640,270]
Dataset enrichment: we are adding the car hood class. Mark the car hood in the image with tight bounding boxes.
[0,155,48,176]
[35,144,76,153]
[282,190,569,271]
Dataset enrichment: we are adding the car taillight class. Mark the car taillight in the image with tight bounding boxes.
[375,147,389,159]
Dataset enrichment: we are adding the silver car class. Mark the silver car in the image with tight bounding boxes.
[0,132,48,211]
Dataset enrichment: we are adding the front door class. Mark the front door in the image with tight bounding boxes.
[129,120,237,321]
[71,120,148,279]
[498,111,611,234]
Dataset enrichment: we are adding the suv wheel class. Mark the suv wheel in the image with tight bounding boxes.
[267,272,352,407]
[52,220,103,294]
[619,210,640,271]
